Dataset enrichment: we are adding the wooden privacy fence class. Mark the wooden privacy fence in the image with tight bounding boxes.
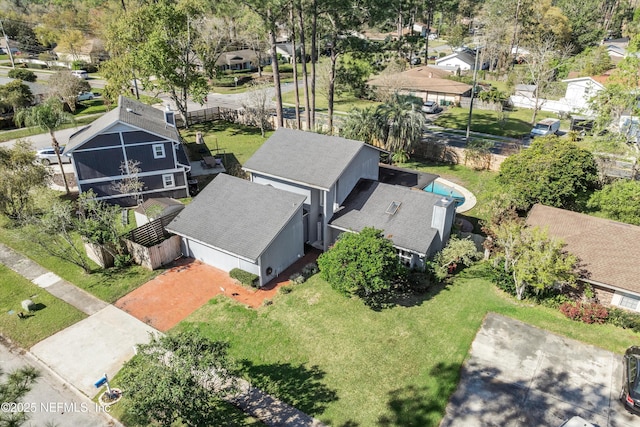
[125,235,181,270]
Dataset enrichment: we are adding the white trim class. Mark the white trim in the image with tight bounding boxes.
[73,138,173,153]
[162,173,175,188]
[244,169,330,191]
[613,291,640,312]
[153,143,166,159]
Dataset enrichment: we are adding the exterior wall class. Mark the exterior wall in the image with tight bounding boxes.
[398,89,463,105]
[251,174,312,203]
[335,147,379,205]
[258,208,304,286]
[593,285,614,307]
[436,57,472,70]
[182,239,260,275]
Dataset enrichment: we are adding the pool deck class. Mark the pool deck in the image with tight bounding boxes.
[434,178,477,213]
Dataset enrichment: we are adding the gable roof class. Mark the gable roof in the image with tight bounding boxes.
[329,179,444,254]
[526,204,640,295]
[368,67,472,95]
[243,128,379,190]
[561,76,607,90]
[66,96,180,153]
[436,51,476,66]
[215,49,259,67]
[166,174,305,262]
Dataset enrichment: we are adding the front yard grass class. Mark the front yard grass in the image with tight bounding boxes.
[0,265,86,348]
[175,264,640,426]
[0,216,159,303]
[433,107,566,138]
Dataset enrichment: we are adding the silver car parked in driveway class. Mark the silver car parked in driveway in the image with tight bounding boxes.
[36,146,72,165]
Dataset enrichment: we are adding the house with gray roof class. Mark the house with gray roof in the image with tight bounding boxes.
[167,128,454,285]
[243,128,381,251]
[65,96,191,205]
[166,174,306,286]
[329,180,455,269]
[526,204,640,313]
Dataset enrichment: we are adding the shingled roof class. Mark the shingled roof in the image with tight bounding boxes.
[329,179,445,254]
[166,174,305,262]
[243,128,380,190]
[368,66,472,95]
[66,96,180,153]
[526,204,640,294]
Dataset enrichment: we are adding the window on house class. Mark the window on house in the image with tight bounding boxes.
[153,144,166,159]
[619,295,640,311]
[162,174,175,188]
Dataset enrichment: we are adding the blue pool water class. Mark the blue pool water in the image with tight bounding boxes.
[423,181,466,207]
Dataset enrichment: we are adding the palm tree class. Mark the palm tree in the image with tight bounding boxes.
[377,94,426,154]
[341,107,384,148]
[14,98,74,194]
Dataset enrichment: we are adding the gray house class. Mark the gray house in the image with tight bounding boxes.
[169,128,457,286]
[329,180,455,269]
[65,96,191,205]
[166,174,305,287]
[243,128,380,251]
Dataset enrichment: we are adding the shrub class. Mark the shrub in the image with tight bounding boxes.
[559,301,608,324]
[8,68,37,82]
[230,268,259,288]
[289,273,306,285]
[301,262,319,278]
[279,285,293,294]
[607,307,640,332]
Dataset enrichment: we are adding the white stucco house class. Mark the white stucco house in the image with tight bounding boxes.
[167,128,457,286]
[435,51,477,71]
[560,76,606,113]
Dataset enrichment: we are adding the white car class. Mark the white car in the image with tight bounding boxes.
[35,147,72,165]
[421,100,441,114]
[77,91,95,101]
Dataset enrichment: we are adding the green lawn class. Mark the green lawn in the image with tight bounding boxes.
[175,264,639,426]
[181,121,273,169]
[433,107,566,138]
[0,264,86,348]
[0,216,159,303]
[281,90,380,113]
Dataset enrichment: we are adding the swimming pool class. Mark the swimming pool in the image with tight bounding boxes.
[423,180,466,207]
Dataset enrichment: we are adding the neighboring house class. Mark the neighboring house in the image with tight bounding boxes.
[367,66,472,104]
[215,49,269,72]
[65,96,191,205]
[272,42,297,62]
[435,51,477,71]
[166,173,306,287]
[329,180,455,269]
[602,37,629,63]
[0,77,48,105]
[53,38,109,64]
[134,197,184,226]
[526,204,640,313]
[560,76,606,112]
[169,128,456,285]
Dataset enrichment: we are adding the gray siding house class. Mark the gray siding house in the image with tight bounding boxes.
[243,128,380,251]
[166,174,305,287]
[65,96,191,205]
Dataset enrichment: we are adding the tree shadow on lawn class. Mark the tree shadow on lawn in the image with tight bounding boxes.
[239,360,338,416]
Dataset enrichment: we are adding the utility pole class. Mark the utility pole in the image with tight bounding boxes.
[465,47,481,143]
[0,19,15,69]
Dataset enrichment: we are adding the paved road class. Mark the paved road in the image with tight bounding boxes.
[0,337,117,427]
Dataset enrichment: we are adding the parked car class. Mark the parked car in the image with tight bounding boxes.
[530,118,561,138]
[36,146,72,165]
[410,57,421,65]
[71,69,89,79]
[421,100,440,114]
[77,91,95,101]
[621,346,640,415]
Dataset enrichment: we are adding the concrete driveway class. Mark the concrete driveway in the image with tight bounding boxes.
[440,313,637,427]
[30,305,157,397]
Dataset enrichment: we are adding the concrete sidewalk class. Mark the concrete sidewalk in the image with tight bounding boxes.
[0,242,327,426]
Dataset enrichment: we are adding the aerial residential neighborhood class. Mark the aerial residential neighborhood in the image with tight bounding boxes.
[2,0,640,426]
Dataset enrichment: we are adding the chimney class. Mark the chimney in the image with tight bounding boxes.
[431,198,455,250]
[164,104,175,127]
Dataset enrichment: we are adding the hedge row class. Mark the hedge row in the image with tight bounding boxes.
[229,268,259,288]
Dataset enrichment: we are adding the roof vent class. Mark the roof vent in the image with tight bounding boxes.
[385,201,401,215]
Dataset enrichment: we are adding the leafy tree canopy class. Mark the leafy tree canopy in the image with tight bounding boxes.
[497,136,599,211]
[0,365,40,427]
[119,330,237,427]
[587,179,640,225]
[318,227,403,304]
